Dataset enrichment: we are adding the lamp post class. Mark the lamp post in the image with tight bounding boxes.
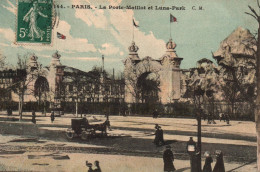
[193,87,203,172]
[187,136,197,172]
[196,108,202,172]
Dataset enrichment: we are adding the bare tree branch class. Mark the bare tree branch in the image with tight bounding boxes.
[245,12,258,20]
[248,5,259,18]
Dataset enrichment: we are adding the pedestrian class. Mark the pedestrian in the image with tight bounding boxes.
[86,161,93,172]
[7,106,12,116]
[158,125,165,145]
[223,113,226,122]
[93,160,102,172]
[226,114,230,125]
[163,145,176,172]
[203,151,213,172]
[51,111,55,123]
[219,113,223,122]
[153,109,159,118]
[32,110,36,124]
[154,124,160,146]
[213,150,225,172]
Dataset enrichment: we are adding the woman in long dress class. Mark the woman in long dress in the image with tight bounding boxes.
[23,1,48,41]
[203,151,213,172]
[213,150,225,172]
[163,145,176,172]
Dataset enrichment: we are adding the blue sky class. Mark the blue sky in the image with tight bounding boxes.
[0,0,258,75]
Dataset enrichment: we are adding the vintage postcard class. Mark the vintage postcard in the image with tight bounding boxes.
[0,0,259,171]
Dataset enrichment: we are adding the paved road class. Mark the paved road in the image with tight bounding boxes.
[0,113,257,171]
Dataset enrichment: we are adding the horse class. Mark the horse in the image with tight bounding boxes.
[92,119,110,136]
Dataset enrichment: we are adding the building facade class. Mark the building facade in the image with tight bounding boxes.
[0,51,125,112]
[123,38,183,104]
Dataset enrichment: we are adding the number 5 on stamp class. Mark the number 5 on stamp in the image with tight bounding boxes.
[16,0,53,44]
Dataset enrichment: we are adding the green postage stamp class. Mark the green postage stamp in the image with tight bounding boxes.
[16,0,53,44]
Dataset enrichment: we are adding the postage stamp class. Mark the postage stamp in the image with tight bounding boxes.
[16,0,53,44]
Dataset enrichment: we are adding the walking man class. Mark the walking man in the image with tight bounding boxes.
[32,110,36,124]
[153,109,159,118]
[51,111,55,123]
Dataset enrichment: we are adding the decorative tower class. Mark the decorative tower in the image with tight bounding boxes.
[50,51,61,67]
[25,54,39,100]
[166,38,178,59]
[128,41,140,60]
[27,54,39,72]
[165,38,183,100]
[47,51,64,115]
[124,41,140,103]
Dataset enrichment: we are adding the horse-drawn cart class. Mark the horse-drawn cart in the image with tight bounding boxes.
[66,118,110,140]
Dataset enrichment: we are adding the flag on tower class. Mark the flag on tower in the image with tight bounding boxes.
[133,19,139,28]
[57,32,66,39]
[170,14,177,22]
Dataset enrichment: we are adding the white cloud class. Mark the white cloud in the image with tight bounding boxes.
[22,20,97,53]
[37,53,51,58]
[75,7,108,29]
[2,0,16,15]
[74,2,166,59]
[98,43,119,55]
[0,43,9,47]
[109,10,166,59]
[63,56,99,61]
[55,20,96,52]
[74,0,122,29]
[0,28,15,42]
[108,0,122,6]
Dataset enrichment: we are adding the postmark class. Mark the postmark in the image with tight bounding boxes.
[16,0,53,44]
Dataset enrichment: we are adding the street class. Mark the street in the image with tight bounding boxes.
[0,112,257,171]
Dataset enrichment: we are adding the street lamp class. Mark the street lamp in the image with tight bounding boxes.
[193,87,203,172]
[187,137,197,172]
[187,137,196,154]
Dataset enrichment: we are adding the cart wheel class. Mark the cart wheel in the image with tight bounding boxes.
[91,129,96,136]
[81,131,88,140]
[66,131,74,140]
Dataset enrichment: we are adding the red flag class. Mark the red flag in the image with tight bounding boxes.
[170,14,177,22]
[57,32,66,39]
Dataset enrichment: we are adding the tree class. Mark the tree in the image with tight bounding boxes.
[0,52,7,109]
[33,67,49,116]
[0,51,6,69]
[12,54,43,121]
[62,68,89,117]
[213,27,256,118]
[244,1,260,170]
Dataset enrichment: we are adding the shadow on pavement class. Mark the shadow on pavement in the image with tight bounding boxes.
[176,167,190,172]
[226,159,256,172]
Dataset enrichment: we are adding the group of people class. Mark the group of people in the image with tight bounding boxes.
[162,145,225,172]
[86,160,101,172]
[153,124,165,146]
[31,111,55,124]
[202,111,230,125]
[203,150,225,172]
[219,113,230,124]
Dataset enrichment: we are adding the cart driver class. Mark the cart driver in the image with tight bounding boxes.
[82,115,90,129]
